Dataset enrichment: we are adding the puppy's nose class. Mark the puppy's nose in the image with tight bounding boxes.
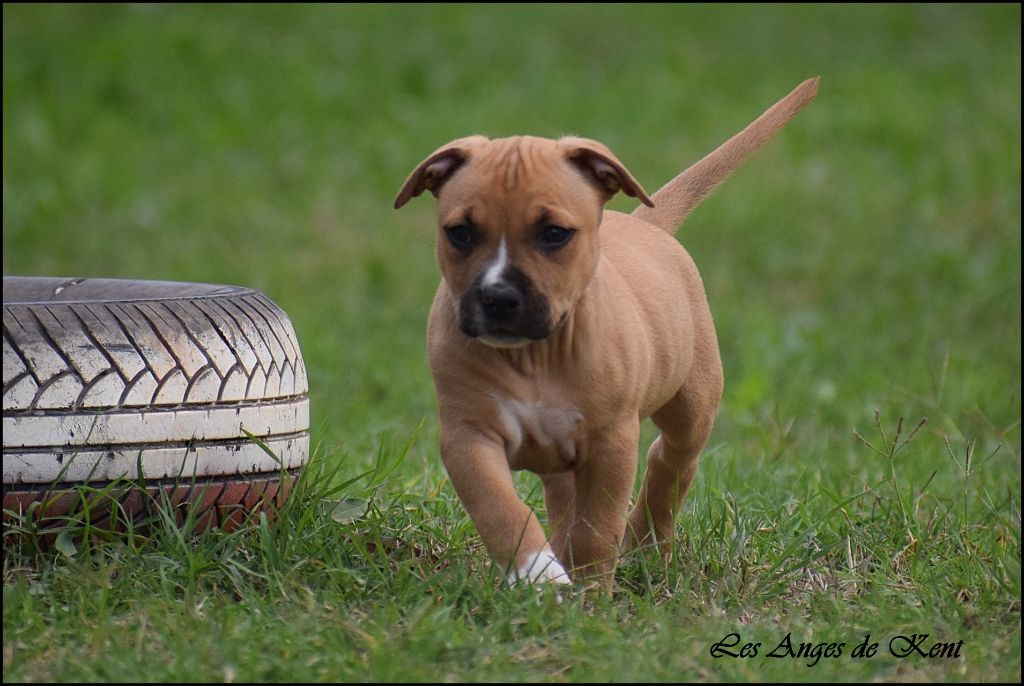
[478,283,522,318]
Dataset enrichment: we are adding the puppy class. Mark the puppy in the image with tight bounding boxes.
[395,78,818,587]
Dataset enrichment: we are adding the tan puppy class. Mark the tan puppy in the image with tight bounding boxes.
[395,78,818,588]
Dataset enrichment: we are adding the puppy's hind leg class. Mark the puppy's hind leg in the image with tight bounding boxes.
[626,358,723,553]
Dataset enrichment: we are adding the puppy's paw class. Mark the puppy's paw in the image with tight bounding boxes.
[507,547,571,587]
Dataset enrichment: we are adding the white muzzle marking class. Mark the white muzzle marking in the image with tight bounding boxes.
[481,237,509,287]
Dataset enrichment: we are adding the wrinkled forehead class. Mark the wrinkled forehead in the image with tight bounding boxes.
[437,137,600,225]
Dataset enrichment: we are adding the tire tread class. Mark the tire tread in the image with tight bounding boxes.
[3,291,306,412]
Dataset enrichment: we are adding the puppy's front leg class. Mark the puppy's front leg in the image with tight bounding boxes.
[564,420,640,587]
[540,472,575,561]
[440,428,570,585]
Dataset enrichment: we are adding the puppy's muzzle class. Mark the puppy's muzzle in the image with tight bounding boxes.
[478,282,523,320]
[459,271,552,346]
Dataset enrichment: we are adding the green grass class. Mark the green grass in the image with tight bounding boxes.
[3,3,1020,682]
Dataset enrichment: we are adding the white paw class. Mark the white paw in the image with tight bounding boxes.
[507,548,571,586]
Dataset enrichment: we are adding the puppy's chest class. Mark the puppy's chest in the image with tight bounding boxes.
[497,398,584,473]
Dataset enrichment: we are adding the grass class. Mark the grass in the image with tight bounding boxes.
[3,3,1021,682]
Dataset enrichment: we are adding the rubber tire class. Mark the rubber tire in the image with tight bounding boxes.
[2,276,309,533]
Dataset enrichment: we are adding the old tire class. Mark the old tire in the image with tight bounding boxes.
[2,276,309,534]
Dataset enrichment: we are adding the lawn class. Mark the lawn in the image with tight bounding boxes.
[3,4,1020,682]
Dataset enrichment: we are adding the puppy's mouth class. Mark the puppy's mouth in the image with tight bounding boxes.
[476,331,536,349]
[459,318,553,348]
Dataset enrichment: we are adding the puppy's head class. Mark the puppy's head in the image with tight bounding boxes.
[396,135,652,348]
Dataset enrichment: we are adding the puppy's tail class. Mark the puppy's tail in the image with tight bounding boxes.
[631,76,819,234]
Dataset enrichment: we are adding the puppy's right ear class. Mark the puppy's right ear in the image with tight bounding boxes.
[394,136,489,209]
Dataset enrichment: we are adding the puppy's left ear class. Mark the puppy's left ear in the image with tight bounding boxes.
[394,135,489,209]
[561,137,654,207]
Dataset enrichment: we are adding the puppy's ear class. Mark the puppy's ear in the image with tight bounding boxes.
[394,136,489,209]
[560,137,654,207]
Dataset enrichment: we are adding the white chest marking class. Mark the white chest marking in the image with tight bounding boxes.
[498,398,583,458]
[481,238,509,287]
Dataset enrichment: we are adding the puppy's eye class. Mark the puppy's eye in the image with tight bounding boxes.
[444,224,475,250]
[538,225,575,250]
